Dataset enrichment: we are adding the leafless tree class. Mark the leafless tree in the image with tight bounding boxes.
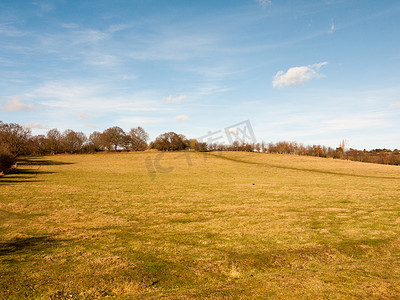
[151,132,188,151]
[129,126,149,151]
[0,121,31,155]
[61,129,86,153]
[46,128,62,155]
[101,126,126,150]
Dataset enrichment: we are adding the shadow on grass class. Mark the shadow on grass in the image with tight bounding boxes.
[0,158,67,185]
[18,158,74,166]
[0,179,44,184]
[0,236,58,256]
[14,168,55,176]
[207,152,400,180]
[0,168,52,185]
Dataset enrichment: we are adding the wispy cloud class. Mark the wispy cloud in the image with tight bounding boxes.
[77,113,88,121]
[329,22,335,33]
[60,23,80,29]
[28,81,162,113]
[85,53,118,66]
[1,97,34,112]
[24,121,49,130]
[86,123,98,128]
[0,22,26,37]
[175,115,189,121]
[196,84,230,95]
[32,1,54,12]
[390,102,400,108]
[264,112,391,143]
[255,0,272,9]
[70,29,109,45]
[166,94,187,103]
[273,62,327,88]
[118,116,164,125]
[320,113,389,131]
[127,33,218,61]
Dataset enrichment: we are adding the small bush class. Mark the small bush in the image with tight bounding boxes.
[0,150,16,175]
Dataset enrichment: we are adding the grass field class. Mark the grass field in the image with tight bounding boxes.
[1,151,400,299]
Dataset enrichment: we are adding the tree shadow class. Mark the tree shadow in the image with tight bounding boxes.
[0,168,54,185]
[0,236,59,256]
[18,158,74,166]
[0,161,59,185]
[207,152,400,180]
[0,179,44,184]
[14,168,55,175]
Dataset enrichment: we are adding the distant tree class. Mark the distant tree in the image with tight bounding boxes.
[99,132,112,151]
[121,134,132,150]
[46,128,62,155]
[151,132,188,151]
[61,129,86,153]
[179,134,190,149]
[88,131,103,151]
[289,142,298,154]
[129,126,149,151]
[312,145,325,157]
[189,139,198,151]
[101,126,126,150]
[261,141,266,153]
[232,141,239,151]
[0,122,31,156]
[27,135,48,155]
[197,142,208,152]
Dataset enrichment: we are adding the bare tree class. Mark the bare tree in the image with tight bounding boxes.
[101,126,126,150]
[0,122,32,155]
[46,128,62,155]
[151,132,188,151]
[61,129,86,153]
[129,126,149,151]
[88,131,103,151]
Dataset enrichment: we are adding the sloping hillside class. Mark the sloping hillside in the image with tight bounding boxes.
[1,152,400,298]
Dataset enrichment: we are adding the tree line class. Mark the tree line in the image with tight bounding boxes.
[1,120,399,174]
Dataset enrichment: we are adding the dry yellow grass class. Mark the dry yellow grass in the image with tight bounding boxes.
[1,151,400,299]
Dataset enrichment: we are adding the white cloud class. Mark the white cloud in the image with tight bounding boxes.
[390,102,400,108]
[329,22,335,33]
[255,0,272,8]
[0,23,26,37]
[166,94,187,103]
[60,23,80,29]
[24,122,48,130]
[77,113,88,121]
[118,116,164,125]
[1,97,34,112]
[175,115,189,121]
[71,29,109,45]
[197,85,230,95]
[86,123,98,128]
[126,29,218,61]
[85,53,118,66]
[33,2,54,12]
[321,114,388,131]
[28,81,162,113]
[273,62,327,88]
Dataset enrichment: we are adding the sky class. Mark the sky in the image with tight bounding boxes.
[1,0,400,150]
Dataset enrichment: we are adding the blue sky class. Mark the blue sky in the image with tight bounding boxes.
[1,0,400,149]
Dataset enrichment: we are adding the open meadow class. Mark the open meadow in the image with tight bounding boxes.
[1,151,400,299]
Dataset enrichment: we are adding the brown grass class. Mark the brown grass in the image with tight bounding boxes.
[0,151,399,299]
